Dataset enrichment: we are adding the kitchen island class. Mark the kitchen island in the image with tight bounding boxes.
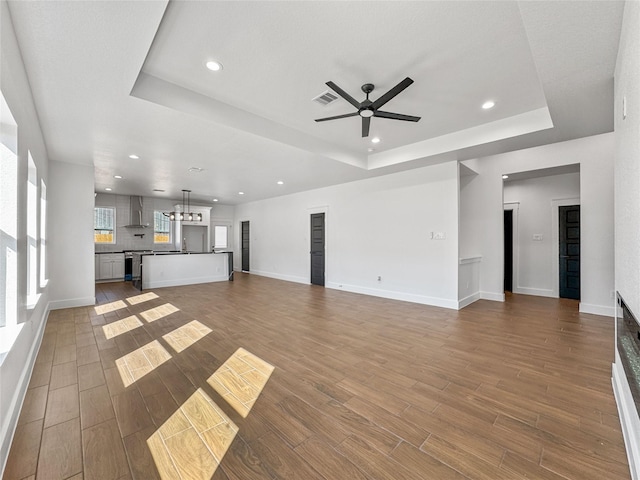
[132,251,233,290]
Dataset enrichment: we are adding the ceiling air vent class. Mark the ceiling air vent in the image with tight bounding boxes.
[312,90,339,106]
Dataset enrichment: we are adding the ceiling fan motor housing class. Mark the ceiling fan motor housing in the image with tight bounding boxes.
[361,83,375,94]
[315,77,420,137]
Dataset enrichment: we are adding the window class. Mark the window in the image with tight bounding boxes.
[27,151,38,306]
[1,92,18,331]
[95,207,115,243]
[154,211,171,243]
[214,225,228,249]
[1,90,20,356]
[40,179,47,287]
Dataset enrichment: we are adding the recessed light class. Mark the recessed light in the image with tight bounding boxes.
[105,187,112,191]
[114,175,122,179]
[212,198,219,202]
[188,167,203,173]
[502,174,509,180]
[238,191,244,195]
[371,137,381,144]
[482,100,495,110]
[206,60,223,71]
[153,189,165,192]
[129,154,139,159]
[277,181,284,185]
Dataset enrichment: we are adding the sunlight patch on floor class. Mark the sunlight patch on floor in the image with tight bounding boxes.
[126,291,159,305]
[116,339,172,387]
[207,348,274,418]
[140,303,179,323]
[94,300,127,315]
[163,320,212,353]
[147,388,238,480]
[102,315,143,340]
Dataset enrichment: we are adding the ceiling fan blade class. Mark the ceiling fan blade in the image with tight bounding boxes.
[315,112,359,122]
[370,77,414,110]
[362,116,371,137]
[374,110,421,122]
[326,81,361,109]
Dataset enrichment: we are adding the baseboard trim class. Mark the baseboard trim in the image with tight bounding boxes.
[0,303,50,477]
[248,270,309,285]
[513,287,555,298]
[458,292,481,309]
[326,282,458,310]
[480,291,505,302]
[580,302,615,317]
[49,296,96,310]
[612,359,639,479]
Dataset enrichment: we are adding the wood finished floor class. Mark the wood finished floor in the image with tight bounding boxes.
[4,274,631,480]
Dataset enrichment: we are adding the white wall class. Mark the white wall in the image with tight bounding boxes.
[211,204,234,250]
[234,162,461,309]
[462,133,615,315]
[458,163,482,306]
[503,172,580,297]
[613,2,640,478]
[458,164,480,258]
[615,1,640,318]
[1,1,51,473]
[48,160,95,308]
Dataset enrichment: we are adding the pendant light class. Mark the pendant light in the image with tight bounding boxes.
[164,189,203,222]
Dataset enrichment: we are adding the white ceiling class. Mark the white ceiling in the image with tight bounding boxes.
[6,1,624,205]
[503,163,580,183]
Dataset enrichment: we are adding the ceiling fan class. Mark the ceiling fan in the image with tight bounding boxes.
[315,77,420,137]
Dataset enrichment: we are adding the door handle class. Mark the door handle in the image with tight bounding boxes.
[560,255,569,258]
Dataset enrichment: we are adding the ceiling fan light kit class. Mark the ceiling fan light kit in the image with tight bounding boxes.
[315,77,421,137]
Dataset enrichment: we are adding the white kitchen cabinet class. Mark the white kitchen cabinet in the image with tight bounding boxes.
[96,253,125,281]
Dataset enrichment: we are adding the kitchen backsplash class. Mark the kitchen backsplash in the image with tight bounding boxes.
[95,194,176,252]
[95,193,234,253]
[95,193,178,252]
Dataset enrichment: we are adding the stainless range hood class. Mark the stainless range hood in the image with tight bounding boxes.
[125,195,149,228]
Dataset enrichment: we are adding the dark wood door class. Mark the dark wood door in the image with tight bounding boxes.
[310,213,325,286]
[504,210,513,292]
[559,205,580,300]
[241,221,250,272]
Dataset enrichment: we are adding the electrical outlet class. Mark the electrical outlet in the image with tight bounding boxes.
[433,232,445,240]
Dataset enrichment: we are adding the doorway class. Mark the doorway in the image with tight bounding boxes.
[504,210,513,292]
[559,205,580,300]
[310,213,325,286]
[241,221,250,272]
[182,225,206,253]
